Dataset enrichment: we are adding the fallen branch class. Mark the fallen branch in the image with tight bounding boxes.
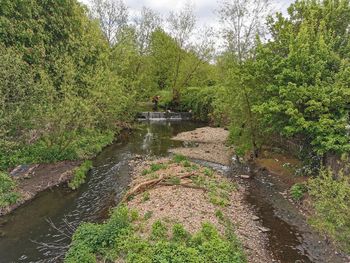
[159,182,207,191]
[122,172,197,203]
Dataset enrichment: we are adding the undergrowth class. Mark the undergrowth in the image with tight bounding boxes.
[65,206,246,263]
[68,161,93,190]
[0,172,21,208]
[308,169,350,253]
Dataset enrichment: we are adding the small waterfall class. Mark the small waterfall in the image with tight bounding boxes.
[137,112,192,121]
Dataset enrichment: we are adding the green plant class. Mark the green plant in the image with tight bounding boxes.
[215,209,225,221]
[308,169,350,253]
[167,176,181,185]
[172,154,188,163]
[142,169,150,176]
[0,172,20,208]
[290,183,308,201]
[65,209,246,263]
[142,192,150,202]
[204,168,214,177]
[144,211,153,220]
[69,161,93,190]
[150,220,168,241]
[150,163,167,172]
[172,223,190,242]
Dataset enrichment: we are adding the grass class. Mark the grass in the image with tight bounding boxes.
[0,172,21,208]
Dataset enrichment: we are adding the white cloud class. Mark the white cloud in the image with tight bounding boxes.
[79,0,294,29]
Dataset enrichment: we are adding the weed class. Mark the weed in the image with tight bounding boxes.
[142,192,150,202]
[290,183,307,201]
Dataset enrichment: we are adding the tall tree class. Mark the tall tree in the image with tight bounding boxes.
[90,0,129,45]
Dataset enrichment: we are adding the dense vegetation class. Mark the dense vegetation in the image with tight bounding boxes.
[65,206,246,263]
[0,172,20,208]
[1,0,350,257]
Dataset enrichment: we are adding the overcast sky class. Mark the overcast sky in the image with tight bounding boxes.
[80,0,294,28]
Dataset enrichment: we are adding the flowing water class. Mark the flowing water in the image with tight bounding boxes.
[0,121,203,263]
[0,121,347,263]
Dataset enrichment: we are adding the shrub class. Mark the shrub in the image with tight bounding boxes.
[172,154,188,163]
[308,169,350,253]
[65,211,246,263]
[150,220,168,241]
[69,161,93,190]
[0,172,20,208]
[290,183,308,201]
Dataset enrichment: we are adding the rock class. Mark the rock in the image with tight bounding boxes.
[258,226,270,233]
[252,216,260,221]
[240,175,251,179]
[0,231,6,238]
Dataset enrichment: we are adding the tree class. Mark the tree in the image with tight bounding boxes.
[218,0,272,62]
[252,0,350,158]
[167,3,196,103]
[218,0,272,158]
[90,0,129,45]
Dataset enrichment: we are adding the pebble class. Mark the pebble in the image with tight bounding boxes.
[258,226,270,233]
[252,216,260,221]
[240,175,251,179]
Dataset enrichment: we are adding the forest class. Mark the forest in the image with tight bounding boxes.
[0,0,349,262]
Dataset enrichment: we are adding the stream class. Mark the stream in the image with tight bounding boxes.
[0,121,347,263]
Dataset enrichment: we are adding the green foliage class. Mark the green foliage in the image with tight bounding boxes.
[0,172,20,208]
[0,0,135,170]
[150,220,168,241]
[142,192,150,202]
[144,211,153,220]
[172,223,190,242]
[179,86,228,124]
[167,176,181,185]
[66,206,246,263]
[172,154,188,164]
[290,183,308,201]
[215,209,224,221]
[308,169,350,252]
[150,163,167,172]
[68,160,93,190]
[204,168,214,177]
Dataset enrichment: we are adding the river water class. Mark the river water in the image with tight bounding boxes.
[0,121,203,263]
[0,121,347,263]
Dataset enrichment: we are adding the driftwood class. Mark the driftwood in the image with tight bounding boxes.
[159,182,207,191]
[122,172,197,203]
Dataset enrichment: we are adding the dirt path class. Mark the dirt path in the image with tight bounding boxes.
[0,161,80,216]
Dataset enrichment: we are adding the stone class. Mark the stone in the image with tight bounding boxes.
[252,216,260,221]
[258,226,270,232]
[240,175,251,179]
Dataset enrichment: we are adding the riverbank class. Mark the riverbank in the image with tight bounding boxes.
[0,127,134,217]
[0,161,81,216]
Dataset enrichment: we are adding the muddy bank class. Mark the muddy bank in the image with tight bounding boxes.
[125,157,274,263]
[0,161,80,216]
[170,127,233,166]
[169,126,350,262]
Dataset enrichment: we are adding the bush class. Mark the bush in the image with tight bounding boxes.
[0,172,20,208]
[65,207,246,263]
[308,169,350,252]
[69,161,93,190]
[290,183,308,201]
[179,86,228,125]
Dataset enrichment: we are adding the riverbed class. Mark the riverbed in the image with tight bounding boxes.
[0,121,347,263]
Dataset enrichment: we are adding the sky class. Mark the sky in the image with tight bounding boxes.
[80,0,294,28]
